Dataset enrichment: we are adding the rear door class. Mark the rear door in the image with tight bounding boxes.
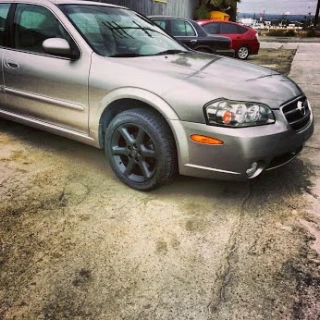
[219,22,243,51]
[2,3,91,133]
[169,19,198,50]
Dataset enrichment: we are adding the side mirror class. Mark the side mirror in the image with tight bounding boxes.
[42,38,78,59]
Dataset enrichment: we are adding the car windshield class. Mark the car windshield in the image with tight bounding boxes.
[59,4,188,57]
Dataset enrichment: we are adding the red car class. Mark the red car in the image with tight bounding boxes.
[197,20,260,60]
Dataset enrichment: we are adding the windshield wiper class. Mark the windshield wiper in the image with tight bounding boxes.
[154,49,188,55]
[133,21,153,38]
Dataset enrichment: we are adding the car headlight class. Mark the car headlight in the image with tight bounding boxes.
[205,99,275,127]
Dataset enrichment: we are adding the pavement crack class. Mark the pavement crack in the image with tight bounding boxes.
[304,186,319,199]
[305,145,320,151]
[208,181,253,318]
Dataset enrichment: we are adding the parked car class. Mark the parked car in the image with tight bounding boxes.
[149,16,234,57]
[0,0,314,191]
[197,20,260,60]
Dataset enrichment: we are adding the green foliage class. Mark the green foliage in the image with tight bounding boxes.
[195,4,210,19]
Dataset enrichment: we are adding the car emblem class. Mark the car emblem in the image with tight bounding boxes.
[297,101,306,116]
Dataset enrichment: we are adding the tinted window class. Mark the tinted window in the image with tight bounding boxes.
[154,20,166,30]
[171,20,196,36]
[221,23,239,34]
[203,23,219,34]
[0,4,10,46]
[13,4,71,53]
[238,25,248,34]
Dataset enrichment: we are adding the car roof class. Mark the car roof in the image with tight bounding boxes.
[149,16,191,21]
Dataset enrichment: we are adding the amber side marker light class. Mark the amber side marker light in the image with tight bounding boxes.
[190,134,224,145]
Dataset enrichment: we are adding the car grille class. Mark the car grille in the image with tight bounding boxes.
[281,97,311,131]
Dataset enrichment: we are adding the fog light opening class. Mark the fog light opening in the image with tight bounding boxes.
[246,162,259,177]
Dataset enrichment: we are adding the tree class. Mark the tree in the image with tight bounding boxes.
[314,0,320,27]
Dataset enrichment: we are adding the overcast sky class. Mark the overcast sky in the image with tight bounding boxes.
[238,0,317,15]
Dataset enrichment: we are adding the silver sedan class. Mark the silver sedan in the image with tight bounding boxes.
[0,0,314,190]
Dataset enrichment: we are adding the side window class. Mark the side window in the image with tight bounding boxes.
[0,4,10,46]
[13,4,71,53]
[221,23,239,34]
[154,20,166,30]
[203,23,219,34]
[171,20,195,37]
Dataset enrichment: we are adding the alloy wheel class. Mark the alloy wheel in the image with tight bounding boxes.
[111,124,157,183]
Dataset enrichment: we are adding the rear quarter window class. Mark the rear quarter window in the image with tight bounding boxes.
[237,25,248,34]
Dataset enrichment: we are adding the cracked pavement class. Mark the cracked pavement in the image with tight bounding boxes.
[1,42,320,319]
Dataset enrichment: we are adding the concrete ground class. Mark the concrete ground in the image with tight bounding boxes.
[260,39,320,258]
[289,42,320,258]
[0,43,320,319]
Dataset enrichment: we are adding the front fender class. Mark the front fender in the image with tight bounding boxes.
[89,87,180,133]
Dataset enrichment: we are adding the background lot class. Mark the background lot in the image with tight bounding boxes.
[1,48,320,320]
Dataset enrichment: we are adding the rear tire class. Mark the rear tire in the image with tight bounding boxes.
[105,108,177,191]
[237,46,249,60]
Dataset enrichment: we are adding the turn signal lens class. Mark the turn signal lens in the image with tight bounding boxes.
[190,134,223,145]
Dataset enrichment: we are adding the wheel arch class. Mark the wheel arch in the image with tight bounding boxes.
[92,89,180,149]
[237,44,250,59]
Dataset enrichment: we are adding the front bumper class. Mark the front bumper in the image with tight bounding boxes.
[168,110,314,181]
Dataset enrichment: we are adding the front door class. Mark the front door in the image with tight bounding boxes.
[3,3,90,133]
[0,3,10,105]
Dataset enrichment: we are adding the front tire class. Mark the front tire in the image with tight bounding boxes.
[237,46,249,60]
[105,108,177,191]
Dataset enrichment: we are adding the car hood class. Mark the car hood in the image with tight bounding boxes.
[114,52,302,105]
[92,52,303,122]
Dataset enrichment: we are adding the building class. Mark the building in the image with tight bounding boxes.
[96,0,197,19]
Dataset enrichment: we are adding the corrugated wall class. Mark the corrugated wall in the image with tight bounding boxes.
[97,0,197,19]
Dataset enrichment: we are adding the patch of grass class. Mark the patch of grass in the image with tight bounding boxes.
[249,48,296,75]
[267,29,296,37]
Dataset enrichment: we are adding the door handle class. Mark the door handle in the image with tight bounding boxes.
[190,40,197,44]
[5,60,19,69]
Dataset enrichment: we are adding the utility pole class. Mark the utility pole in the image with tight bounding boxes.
[314,0,320,27]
